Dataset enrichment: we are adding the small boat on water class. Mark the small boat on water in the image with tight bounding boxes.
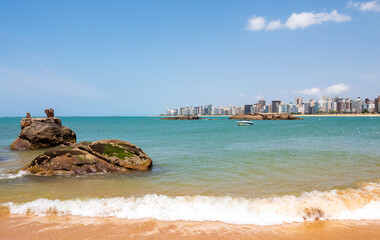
[236,120,253,126]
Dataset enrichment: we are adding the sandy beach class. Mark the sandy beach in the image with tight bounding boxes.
[1,210,379,240]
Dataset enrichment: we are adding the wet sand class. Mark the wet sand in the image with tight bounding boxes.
[1,210,379,240]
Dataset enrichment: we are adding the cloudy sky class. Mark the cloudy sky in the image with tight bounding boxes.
[0,0,379,116]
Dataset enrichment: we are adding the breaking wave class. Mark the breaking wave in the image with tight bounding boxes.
[3,182,380,225]
[0,171,28,179]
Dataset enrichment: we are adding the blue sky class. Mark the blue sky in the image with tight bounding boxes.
[0,0,379,116]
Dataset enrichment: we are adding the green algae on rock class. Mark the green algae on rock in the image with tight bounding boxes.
[22,140,152,175]
[103,144,134,159]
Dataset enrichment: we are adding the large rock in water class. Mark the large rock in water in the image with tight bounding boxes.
[10,117,76,150]
[22,140,152,175]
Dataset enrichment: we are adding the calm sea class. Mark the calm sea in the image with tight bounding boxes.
[0,116,379,225]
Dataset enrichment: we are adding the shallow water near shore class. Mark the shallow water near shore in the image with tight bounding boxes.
[0,117,379,230]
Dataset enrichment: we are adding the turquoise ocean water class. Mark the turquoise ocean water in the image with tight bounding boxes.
[0,116,379,225]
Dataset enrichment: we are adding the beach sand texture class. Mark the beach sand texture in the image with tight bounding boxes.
[1,212,380,240]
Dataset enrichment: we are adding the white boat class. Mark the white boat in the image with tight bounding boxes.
[236,120,253,126]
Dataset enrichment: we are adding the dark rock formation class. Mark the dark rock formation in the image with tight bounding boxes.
[161,115,200,120]
[20,117,61,129]
[230,113,303,120]
[44,108,54,118]
[10,113,75,150]
[9,138,32,151]
[22,140,152,175]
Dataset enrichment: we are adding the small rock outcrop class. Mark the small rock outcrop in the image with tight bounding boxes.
[44,108,55,118]
[10,109,76,150]
[22,140,152,175]
[230,113,303,120]
[161,115,200,120]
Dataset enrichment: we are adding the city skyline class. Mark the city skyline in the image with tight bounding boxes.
[165,94,380,115]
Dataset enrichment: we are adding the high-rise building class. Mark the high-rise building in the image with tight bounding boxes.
[193,106,200,115]
[345,98,353,112]
[207,104,212,115]
[314,102,319,113]
[295,96,304,108]
[368,102,375,112]
[252,105,261,113]
[279,103,288,113]
[271,100,281,113]
[353,97,362,113]
[304,102,311,114]
[337,100,344,112]
[289,104,297,114]
[375,96,380,113]
[244,104,253,114]
[258,99,266,107]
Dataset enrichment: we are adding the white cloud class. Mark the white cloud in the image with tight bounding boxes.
[348,0,380,12]
[325,83,350,94]
[267,20,283,30]
[246,10,351,31]
[237,93,245,97]
[298,83,350,96]
[299,87,322,96]
[285,10,351,30]
[246,16,266,31]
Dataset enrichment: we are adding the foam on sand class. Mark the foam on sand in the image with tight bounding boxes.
[4,182,380,225]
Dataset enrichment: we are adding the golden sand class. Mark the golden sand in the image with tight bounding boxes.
[1,210,379,240]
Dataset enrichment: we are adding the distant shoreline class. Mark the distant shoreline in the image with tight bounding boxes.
[155,114,380,118]
[152,115,231,118]
[299,114,380,117]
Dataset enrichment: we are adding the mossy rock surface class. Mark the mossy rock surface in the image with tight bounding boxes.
[89,140,152,170]
[103,144,134,159]
[22,140,152,176]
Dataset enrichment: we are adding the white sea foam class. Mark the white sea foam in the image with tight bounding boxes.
[0,170,28,179]
[3,183,380,225]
